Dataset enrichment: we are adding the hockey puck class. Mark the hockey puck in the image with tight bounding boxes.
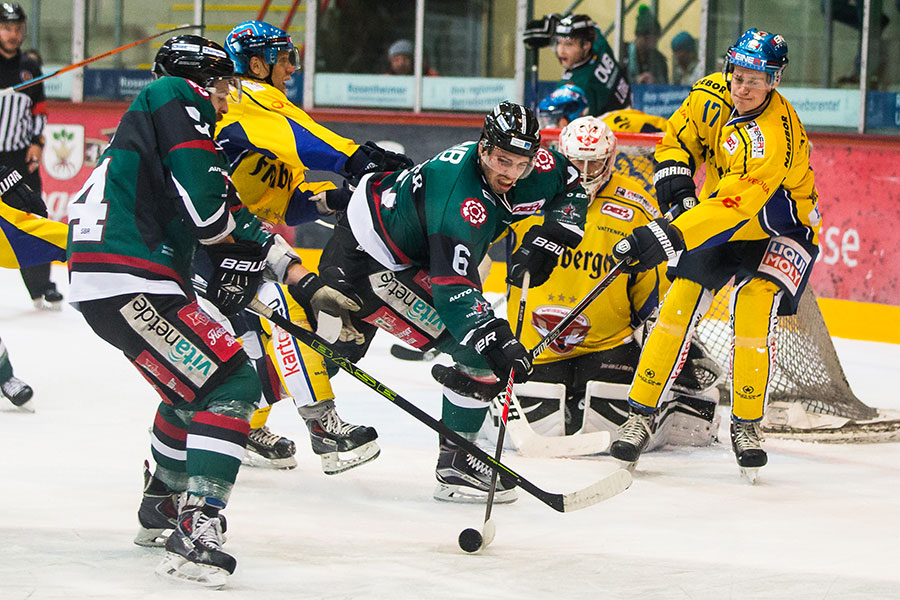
[458,528,483,553]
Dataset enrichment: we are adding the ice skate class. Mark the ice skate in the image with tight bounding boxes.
[298,399,380,475]
[433,435,518,504]
[731,418,767,484]
[33,284,64,311]
[135,461,183,547]
[155,497,234,588]
[1,375,34,412]
[243,425,297,470]
[609,410,653,472]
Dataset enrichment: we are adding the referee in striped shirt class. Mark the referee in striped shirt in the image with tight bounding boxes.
[0,2,61,309]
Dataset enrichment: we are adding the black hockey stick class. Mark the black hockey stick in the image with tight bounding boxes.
[247,297,631,513]
[389,344,440,362]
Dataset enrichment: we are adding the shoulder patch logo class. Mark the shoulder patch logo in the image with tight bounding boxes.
[723,132,740,155]
[533,147,555,172]
[511,198,546,215]
[613,186,659,218]
[601,201,634,222]
[746,121,766,158]
[460,197,488,228]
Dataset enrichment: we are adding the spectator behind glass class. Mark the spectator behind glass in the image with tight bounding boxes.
[385,39,438,76]
[624,4,668,84]
[670,31,704,85]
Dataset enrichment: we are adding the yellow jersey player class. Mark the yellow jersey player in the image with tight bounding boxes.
[506,116,721,451]
[610,29,820,483]
[215,21,411,473]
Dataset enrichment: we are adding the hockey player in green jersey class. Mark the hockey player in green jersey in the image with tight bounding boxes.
[318,101,588,503]
[66,35,360,587]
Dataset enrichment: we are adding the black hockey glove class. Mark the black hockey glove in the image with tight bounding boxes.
[523,14,560,49]
[506,222,574,287]
[0,164,42,212]
[288,266,365,344]
[469,318,533,383]
[205,240,268,316]
[611,217,684,274]
[312,186,352,214]
[653,160,697,217]
[342,141,414,185]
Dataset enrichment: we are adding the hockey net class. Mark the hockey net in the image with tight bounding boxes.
[541,127,900,442]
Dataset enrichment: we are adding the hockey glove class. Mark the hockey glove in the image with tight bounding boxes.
[612,217,684,273]
[288,267,365,345]
[0,164,42,211]
[342,141,414,185]
[312,186,353,215]
[523,14,560,49]
[506,223,572,287]
[469,318,533,383]
[206,241,268,315]
[653,160,697,216]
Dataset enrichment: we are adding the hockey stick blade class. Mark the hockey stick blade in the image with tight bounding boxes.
[247,298,625,513]
[390,344,439,362]
[562,468,632,512]
[507,419,611,457]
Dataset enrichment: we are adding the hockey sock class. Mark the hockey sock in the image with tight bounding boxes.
[0,338,13,383]
[151,404,188,481]
[186,411,250,505]
[730,277,781,421]
[441,390,489,434]
[629,279,713,411]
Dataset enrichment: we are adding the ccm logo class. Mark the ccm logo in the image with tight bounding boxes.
[601,202,634,221]
[220,258,266,272]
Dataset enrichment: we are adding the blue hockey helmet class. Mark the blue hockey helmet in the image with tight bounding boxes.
[537,84,589,128]
[724,28,788,85]
[225,20,299,75]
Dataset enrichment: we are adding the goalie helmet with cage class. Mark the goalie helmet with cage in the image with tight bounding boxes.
[152,35,241,101]
[225,20,300,75]
[481,101,541,158]
[724,28,788,86]
[537,84,589,129]
[558,116,617,201]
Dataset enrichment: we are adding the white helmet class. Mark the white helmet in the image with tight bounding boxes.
[558,116,617,201]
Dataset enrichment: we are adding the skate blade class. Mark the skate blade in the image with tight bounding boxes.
[241,450,297,470]
[615,459,639,473]
[134,527,169,548]
[321,441,381,475]
[33,299,63,311]
[739,466,761,485]
[432,483,518,504]
[155,552,229,589]
[11,399,35,413]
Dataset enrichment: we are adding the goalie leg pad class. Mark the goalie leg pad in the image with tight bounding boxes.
[514,381,567,437]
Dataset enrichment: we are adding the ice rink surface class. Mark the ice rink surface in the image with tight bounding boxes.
[1,266,899,600]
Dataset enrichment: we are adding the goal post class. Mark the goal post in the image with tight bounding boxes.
[540,127,900,442]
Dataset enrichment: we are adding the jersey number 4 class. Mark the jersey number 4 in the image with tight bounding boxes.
[69,158,110,243]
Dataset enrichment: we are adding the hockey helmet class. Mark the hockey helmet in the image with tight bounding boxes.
[724,28,788,86]
[481,101,541,159]
[152,35,240,101]
[0,3,25,22]
[555,14,596,44]
[537,84,589,129]
[558,116,617,200]
[225,20,299,75]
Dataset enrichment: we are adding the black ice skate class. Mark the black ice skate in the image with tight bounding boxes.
[434,435,518,504]
[1,375,34,412]
[156,497,234,588]
[134,461,183,547]
[730,418,767,484]
[298,399,380,475]
[33,283,64,311]
[243,425,297,470]
[609,410,653,471]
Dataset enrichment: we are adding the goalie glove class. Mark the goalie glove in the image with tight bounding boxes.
[523,14,561,49]
[341,141,414,186]
[288,266,365,345]
[205,241,268,316]
[611,217,684,274]
[468,318,533,383]
[653,160,697,216]
[506,222,577,287]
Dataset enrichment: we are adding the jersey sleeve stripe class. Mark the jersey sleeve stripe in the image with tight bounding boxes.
[171,139,216,153]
